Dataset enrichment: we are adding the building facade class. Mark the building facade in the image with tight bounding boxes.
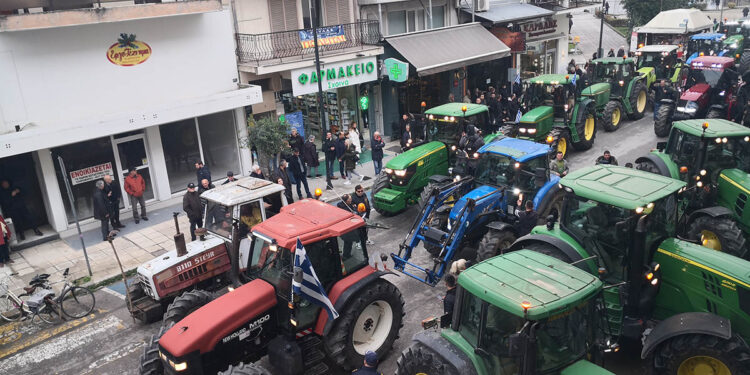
[0,1,262,240]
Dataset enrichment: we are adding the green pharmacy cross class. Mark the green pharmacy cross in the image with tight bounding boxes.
[384,58,409,83]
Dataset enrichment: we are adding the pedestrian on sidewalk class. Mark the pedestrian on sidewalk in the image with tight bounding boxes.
[195,161,211,185]
[198,178,215,195]
[250,165,266,180]
[744,7,749,17]
[124,168,148,224]
[371,131,385,175]
[288,148,313,199]
[323,132,338,181]
[275,159,294,203]
[343,140,363,185]
[0,179,42,241]
[183,183,203,241]
[0,214,13,267]
[103,174,125,229]
[568,15,573,33]
[352,184,373,245]
[303,135,320,178]
[604,1,609,15]
[222,171,237,185]
[93,180,110,242]
[289,128,305,154]
[335,132,347,179]
[348,122,362,154]
[607,48,615,57]
[550,151,570,177]
[595,150,619,165]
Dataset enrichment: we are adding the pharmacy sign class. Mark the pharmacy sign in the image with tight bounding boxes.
[292,56,377,96]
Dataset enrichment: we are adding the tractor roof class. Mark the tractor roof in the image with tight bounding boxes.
[385,141,446,170]
[425,103,488,117]
[592,57,635,64]
[200,177,287,206]
[458,250,601,320]
[690,33,725,41]
[724,34,743,43]
[637,44,678,53]
[673,119,750,137]
[690,56,735,69]
[526,74,578,85]
[251,199,364,250]
[478,137,551,163]
[560,165,686,210]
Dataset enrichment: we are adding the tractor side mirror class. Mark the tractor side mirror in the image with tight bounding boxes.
[535,168,547,187]
[656,142,667,151]
[508,332,527,357]
[546,214,556,230]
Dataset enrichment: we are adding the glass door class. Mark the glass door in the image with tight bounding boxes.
[545,48,557,74]
[113,135,155,205]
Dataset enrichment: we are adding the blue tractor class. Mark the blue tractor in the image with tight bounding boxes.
[390,137,562,286]
[685,33,726,64]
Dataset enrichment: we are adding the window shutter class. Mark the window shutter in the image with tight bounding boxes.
[324,0,337,26]
[283,0,299,30]
[338,0,351,24]
[269,0,300,32]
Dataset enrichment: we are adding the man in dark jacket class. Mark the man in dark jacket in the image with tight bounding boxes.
[399,114,413,143]
[93,180,110,242]
[275,160,294,204]
[443,274,457,325]
[303,135,320,178]
[103,174,124,229]
[195,161,211,185]
[616,46,625,57]
[183,183,203,241]
[401,124,413,150]
[371,131,385,175]
[653,80,674,120]
[289,128,305,153]
[222,171,237,185]
[352,185,373,245]
[335,132,347,179]
[250,165,265,180]
[323,132,338,180]
[198,178,214,195]
[0,179,42,241]
[515,200,538,237]
[287,148,312,200]
[595,150,619,165]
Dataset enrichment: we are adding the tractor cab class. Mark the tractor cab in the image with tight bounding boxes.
[675,56,737,120]
[685,33,726,64]
[720,34,744,61]
[589,57,637,98]
[635,45,682,90]
[423,103,493,151]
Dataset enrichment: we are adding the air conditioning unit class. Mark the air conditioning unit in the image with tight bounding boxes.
[474,0,491,12]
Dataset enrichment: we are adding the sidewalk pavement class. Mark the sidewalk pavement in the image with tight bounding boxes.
[569,8,627,63]
[0,140,402,296]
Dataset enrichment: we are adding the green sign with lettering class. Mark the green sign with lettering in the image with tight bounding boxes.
[384,58,409,82]
[291,56,377,96]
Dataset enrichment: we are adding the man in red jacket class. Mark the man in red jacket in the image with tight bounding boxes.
[124,167,148,224]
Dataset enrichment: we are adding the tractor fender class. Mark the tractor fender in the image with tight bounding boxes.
[318,269,395,336]
[634,154,672,177]
[510,233,587,270]
[687,206,734,224]
[534,176,562,213]
[485,220,518,236]
[710,103,726,111]
[641,312,732,359]
[659,98,675,105]
[411,331,479,375]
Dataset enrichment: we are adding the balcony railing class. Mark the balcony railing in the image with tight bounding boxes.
[0,0,197,13]
[236,20,381,64]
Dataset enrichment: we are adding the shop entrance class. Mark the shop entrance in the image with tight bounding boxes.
[113,134,155,205]
[0,152,48,230]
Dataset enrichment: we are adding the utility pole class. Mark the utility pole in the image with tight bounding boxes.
[597,0,605,58]
[311,0,326,135]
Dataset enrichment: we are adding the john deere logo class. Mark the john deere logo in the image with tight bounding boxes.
[107,33,152,66]
[384,58,409,82]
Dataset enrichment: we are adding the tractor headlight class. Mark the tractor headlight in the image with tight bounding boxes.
[719,90,726,96]
[519,128,527,133]
[384,168,393,174]
[451,145,457,151]
[174,362,187,372]
[394,169,407,177]
[710,50,715,55]
[677,101,698,113]
[618,80,625,86]
[527,128,537,134]
[472,152,479,159]
[513,188,521,195]
[636,51,642,56]
[731,43,738,48]
[564,104,569,111]
[428,114,434,120]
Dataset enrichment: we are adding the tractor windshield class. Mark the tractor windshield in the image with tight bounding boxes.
[247,237,293,297]
[637,52,676,79]
[205,202,233,239]
[475,153,516,188]
[687,68,723,87]
[688,39,721,55]
[704,136,750,176]
[593,63,621,83]
[425,116,466,146]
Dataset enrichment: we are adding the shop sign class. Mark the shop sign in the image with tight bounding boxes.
[384,58,409,82]
[299,25,347,49]
[521,15,566,40]
[107,34,152,66]
[491,27,526,53]
[292,56,377,96]
[70,162,113,185]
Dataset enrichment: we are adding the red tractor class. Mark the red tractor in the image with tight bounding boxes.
[145,199,405,375]
[654,56,740,137]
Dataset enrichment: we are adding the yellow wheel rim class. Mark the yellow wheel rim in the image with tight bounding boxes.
[700,230,722,251]
[557,137,567,156]
[637,90,647,112]
[612,107,621,127]
[677,356,731,375]
[584,115,595,140]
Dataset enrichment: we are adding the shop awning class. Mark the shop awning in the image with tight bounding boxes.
[459,2,554,24]
[386,23,510,77]
[635,8,713,34]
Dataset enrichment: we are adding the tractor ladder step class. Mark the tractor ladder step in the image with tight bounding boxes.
[298,335,322,351]
[298,335,327,370]
[303,363,330,375]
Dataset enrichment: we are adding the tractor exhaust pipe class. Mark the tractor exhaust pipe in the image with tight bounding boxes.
[173,212,187,257]
[625,214,648,317]
[228,221,242,288]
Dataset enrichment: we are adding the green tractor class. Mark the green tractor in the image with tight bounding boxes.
[504,74,598,157]
[395,250,615,375]
[635,44,685,92]
[722,20,750,73]
[372,103,499,216]
[636,119,750,258]
[506,165,750,374]
[586,57,648,131]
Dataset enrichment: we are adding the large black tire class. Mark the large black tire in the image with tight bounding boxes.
[706,108,724,119]
[740,50,750,74]
[515,241,573,262]
[476,229,517,262]
[652,333,750,375]
[548,128,572,158]
[372,172,398,217]
[139,325,167,375]
[418,182,441,211]
[571,104,597,151]
[162,289,214,329]
[501,124,518,137]
[324,279,405,371]
[601,100,624,132]
[395,342,461,375]
[688,216,748,258]
[219,362,272,375]
[537,189,565,226]
[628,81,648,120]
[654,103,674,137]
[636,160,662,175]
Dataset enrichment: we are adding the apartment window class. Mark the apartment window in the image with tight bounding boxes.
[417,9,425,31]
[323,0,352,26]
[302,0,320,29]
[388,10,407,35]
[431,6,445,28]
[269,0,299,32]
[407,10,416,32]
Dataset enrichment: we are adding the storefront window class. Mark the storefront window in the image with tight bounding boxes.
[388,11,407,35]
[198,111,241,180]
[160,119,201,193]
[521,39,558,77]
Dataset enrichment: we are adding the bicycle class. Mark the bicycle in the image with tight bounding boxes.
[0,272,31,322]
[25,268,96,324]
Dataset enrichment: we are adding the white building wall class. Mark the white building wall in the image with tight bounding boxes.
[235,0,272,34]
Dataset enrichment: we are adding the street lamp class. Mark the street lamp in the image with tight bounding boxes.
[597,0,605,58]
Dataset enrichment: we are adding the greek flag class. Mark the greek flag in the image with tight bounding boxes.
[571,73,577,86]
[514,71,521,85]
[292,238,339,320]
[515,109,522,123]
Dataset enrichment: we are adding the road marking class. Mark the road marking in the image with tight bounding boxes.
[0,315,124,371]
[81,341,144,374]
[102,286,126,300]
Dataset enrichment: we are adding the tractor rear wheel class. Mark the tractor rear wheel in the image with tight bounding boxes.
[476,229,517,262]
[654,104,674,137]
[602,101,624,132]
[219,362,272,375]
[501,124,518,137]
[740,50,750,74]
[395,342,461,375]
[572,104,597,151]
[418,182,442,211]
[688,216,747,258]
[519,241,572,262]
[653,333,750,375]
[372,172,398,217]
[162,289,214,329]
[537,190,565,226]
[139,325,167,375]
[628,81,648,120]
[548,128,571,158]
[706,108,724,119]
[324,279,404,371]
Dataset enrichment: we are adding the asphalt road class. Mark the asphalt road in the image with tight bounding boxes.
[0,112,663,375]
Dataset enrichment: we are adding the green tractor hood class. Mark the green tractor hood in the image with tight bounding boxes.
[520,106,554,124]
[384,141,445,170]
[581,83,611,106]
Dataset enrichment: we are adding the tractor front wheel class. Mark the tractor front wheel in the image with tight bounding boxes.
[418,182,442,211]
[395,342,461,375]
[571,105,597,151]
[324,279,405,371]
[654,103,674,137]
[372,172,397,217]
[476,229,516,262]
[219,362,272,375]
[139,325,167,375]
[628,81,648,120]
[162,289,214,329]
[548,128,571,158]
[706,108,724,119]
[688,216,748,258]
[653,334,750,375]
[602,101,624,132]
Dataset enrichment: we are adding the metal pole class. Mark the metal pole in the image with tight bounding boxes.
[57,155,92,277]
[720,0,724,28]
[597,0,605,58]
[311,0,327,136]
